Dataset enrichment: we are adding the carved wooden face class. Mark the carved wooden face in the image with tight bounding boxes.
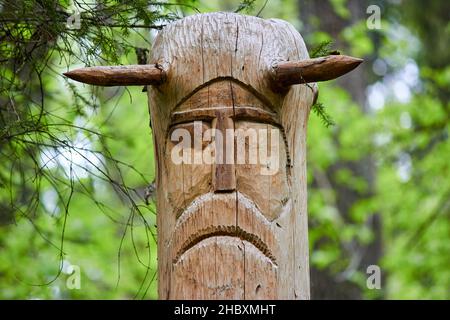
[161,80,292,298]
[148,13,316,300]
[165,80,291,220]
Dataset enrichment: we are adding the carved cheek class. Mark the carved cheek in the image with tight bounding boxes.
[235,121,290,221]
[165,122,213,217]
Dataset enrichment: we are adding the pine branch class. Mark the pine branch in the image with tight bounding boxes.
[310,40,335,58]
[235,0,257,13]
[308,41,340,128]
[312,101,335,128]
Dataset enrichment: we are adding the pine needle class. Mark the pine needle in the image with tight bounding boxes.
[235,0,257,13]
[310,40,334,58]
[309,40,337,127]
[312,102,335,128]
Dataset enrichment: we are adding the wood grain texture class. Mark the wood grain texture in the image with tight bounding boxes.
[272,55,363,87]
[148,12,315,300]
[63,64,165,86]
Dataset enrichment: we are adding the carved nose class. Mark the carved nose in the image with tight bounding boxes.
[213,162,236,192]
[212,115,236,192]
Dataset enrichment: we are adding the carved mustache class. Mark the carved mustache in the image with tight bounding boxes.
[170,192,282,266]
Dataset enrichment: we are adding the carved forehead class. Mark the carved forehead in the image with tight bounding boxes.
[150,12,312,111]
[174,80,275,113]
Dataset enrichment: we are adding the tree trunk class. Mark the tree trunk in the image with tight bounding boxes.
[148,12,315,299]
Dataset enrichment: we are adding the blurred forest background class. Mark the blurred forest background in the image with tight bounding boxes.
[0,0,448,299]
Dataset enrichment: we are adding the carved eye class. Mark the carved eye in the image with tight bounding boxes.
[169,121,211,149]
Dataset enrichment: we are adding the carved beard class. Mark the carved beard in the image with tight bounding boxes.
[169,191,286,299]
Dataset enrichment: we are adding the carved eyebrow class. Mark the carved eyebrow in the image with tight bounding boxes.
[170,106,280,126]
[232,106,280,126]
[171,108,229,125]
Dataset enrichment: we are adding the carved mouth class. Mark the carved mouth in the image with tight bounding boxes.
[173,225,276,264]
[171,192,278,265]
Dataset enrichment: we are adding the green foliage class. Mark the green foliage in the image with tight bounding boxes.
[0,0,196,299]
[306,0,449,299]
[341,21,374,57]
[309,40,334,58]
[0,0,449,300]
[311,101,335,128]
[329,0,350,19]
[235,0,257,13]
[309,40,339,128]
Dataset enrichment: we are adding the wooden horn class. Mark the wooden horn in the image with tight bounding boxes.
[272,55,363,87]
[63,64,166,86]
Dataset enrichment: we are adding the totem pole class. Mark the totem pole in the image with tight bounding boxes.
[65,12,362,299]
